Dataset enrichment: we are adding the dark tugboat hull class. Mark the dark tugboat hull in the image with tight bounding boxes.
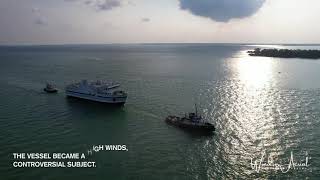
[44,88,58,93]
[165,116,215,132]
[178,123,215,131]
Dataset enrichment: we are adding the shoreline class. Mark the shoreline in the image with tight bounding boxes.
[248,48,320,59]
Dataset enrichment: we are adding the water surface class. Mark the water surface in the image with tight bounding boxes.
[0,44,319,179]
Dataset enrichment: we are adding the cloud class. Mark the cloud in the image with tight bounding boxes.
[32,7,40,14]
[34,18,48,25]
[141,18,150,22]
[65,0,122,11]
[95,0,121,11]
[31,7,48,26]
[179,0,266,22]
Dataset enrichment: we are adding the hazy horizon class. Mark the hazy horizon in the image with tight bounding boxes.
[1,43,320,47]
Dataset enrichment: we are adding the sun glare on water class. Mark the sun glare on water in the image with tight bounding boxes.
[230,50,282,152]
[235,50,276,89]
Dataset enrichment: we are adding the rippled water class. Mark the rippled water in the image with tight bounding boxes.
[0,44,319,179]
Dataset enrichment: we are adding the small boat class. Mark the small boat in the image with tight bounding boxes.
[165,104,215,132]
[44,83,58,93]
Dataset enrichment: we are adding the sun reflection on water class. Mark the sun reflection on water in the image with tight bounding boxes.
[193,49,312,179]
[235,51,276,89]
[224,51,286,176]
[231,51,279,142]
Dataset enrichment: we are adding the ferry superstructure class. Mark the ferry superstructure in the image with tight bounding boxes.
[65,80,127,104]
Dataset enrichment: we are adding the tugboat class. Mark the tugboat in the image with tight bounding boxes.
[165,104,215,132]
[44,83,58,93]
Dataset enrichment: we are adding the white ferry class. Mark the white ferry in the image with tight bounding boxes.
[65,80,127,105]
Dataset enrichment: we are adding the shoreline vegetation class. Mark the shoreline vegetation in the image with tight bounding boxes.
[247,48,320,59]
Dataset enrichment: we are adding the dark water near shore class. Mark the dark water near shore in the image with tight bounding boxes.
[0,44,320,179]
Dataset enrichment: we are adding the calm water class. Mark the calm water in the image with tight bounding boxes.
[0,44,320,179]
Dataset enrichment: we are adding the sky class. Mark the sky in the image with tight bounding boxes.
[0,0,319,45]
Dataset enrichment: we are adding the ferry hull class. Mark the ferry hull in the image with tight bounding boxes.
[66,91,126,105]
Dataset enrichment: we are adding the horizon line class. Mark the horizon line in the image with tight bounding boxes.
[1,42,320,47]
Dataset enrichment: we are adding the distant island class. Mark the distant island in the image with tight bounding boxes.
[248,48,320,59]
